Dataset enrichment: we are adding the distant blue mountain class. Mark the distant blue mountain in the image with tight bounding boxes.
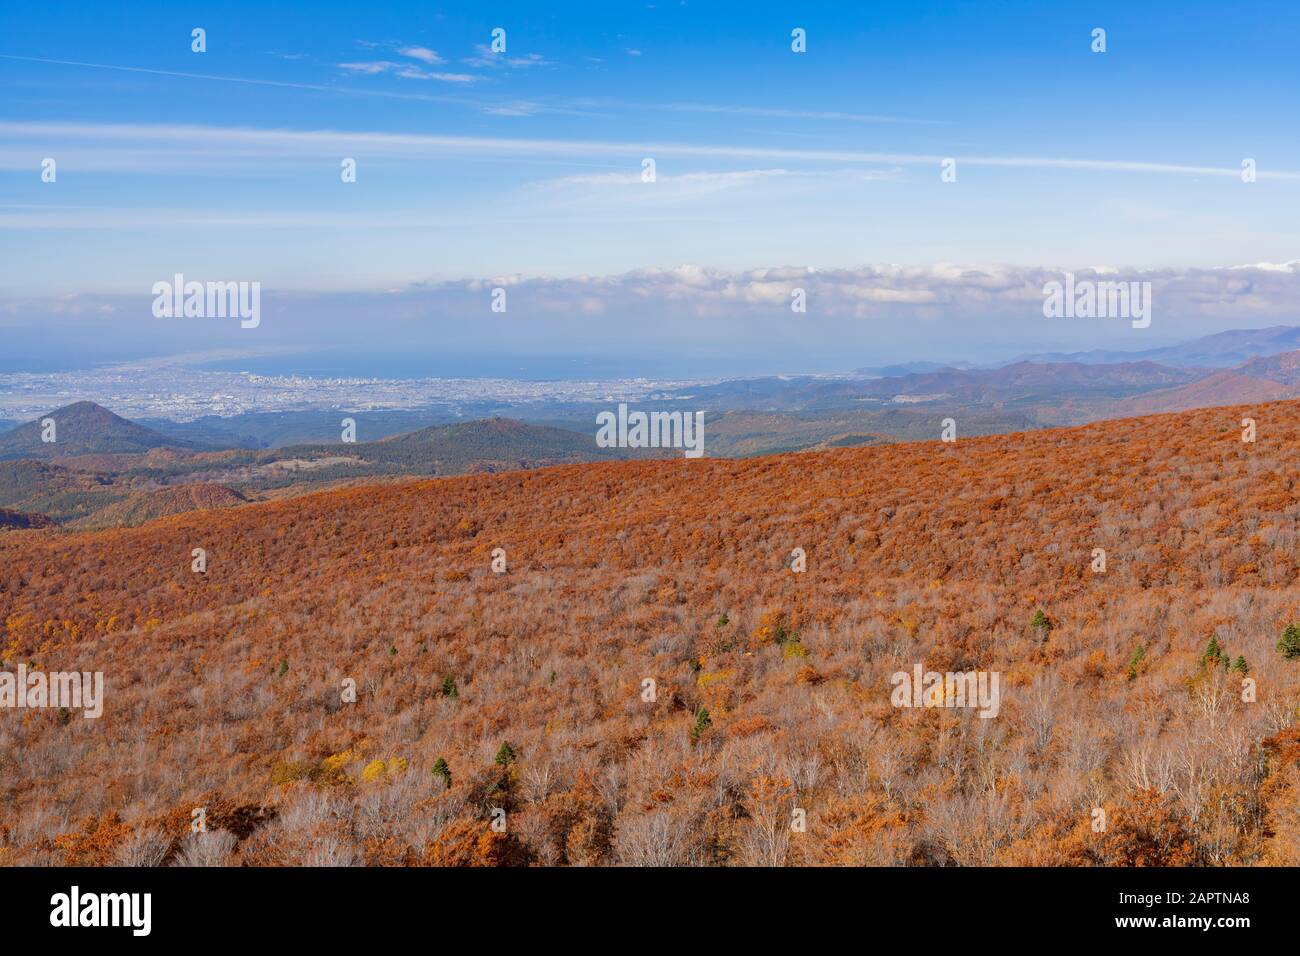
[853,360,980,377]
[1010,325,1300,369]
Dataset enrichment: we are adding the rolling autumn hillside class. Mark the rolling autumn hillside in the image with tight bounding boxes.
[2,399,1299,867]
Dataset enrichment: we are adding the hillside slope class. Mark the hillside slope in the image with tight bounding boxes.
[1117,350,1300,416]
[1,400,1298,866]
[0,401,201,460]
[365,416,653,470]
[63,482,248,530]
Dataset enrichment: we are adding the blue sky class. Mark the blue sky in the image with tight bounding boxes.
[2,0,1299,374]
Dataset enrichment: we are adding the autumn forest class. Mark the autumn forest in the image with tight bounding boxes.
[1,396,1299,867]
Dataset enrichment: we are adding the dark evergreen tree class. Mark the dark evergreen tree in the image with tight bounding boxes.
[1030,610,1053,641]
[431,757,451,789]
[1278,624,1300,661]
[1126,644,1146,681]
[1201,635,1224,668]
[690,707,712,742]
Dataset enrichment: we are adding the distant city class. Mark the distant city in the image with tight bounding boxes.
[0,363,716,422]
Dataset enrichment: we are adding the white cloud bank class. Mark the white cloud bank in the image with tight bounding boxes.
[401,261,1300,322]
[7,262,1299,326]
[5,262,1299,371]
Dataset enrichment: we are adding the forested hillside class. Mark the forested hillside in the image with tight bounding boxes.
[1,399,1298,866]
[0,402,203,460]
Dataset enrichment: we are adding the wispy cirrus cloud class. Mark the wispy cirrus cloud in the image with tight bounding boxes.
[6,120,1297,180]
[400,69,476,83]
[529,167,903,206]
[656,103,938,125]
[540,167,794,192]
[482,101,543,117]
[397,45,443,65]
[337,59,474,83]
[462,45,551,69]
[337,60,400,74]
[344,42,480,82]
[0,54,479,104]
